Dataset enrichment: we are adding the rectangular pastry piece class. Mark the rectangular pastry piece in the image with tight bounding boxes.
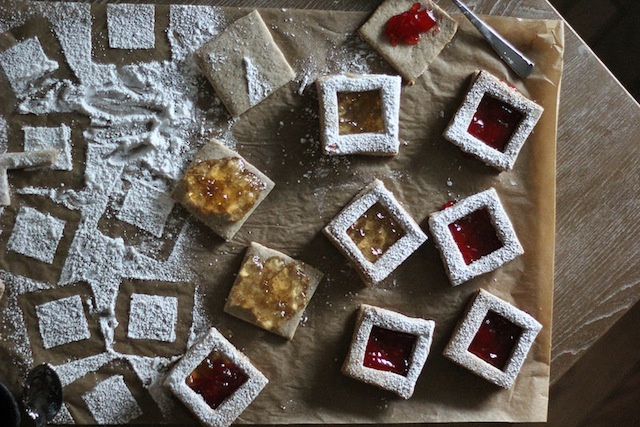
[342,304,435,399]
[443,289,542,389]
[359,0,458,84]
[443,70,544,171]
[428,188,523,286]
[195,10,295,117]
[224,242,324,339]
[165,327,268,427]
[316,74,401,156]
[323,179,427,285]
[172,138,274,241]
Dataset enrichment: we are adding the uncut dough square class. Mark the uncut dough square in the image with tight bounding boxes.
[224,242,324,339]
[172,138,275,241]
[359,0,458,84]
[195,10,295,117]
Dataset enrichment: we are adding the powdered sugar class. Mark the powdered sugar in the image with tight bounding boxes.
[83,375,143,424]
[107,4,155,50]
[117,180,175,238]
[23,125,72,170]
[244,56,272,107]
[128,293,178,342]
[36,294,91,349]
[0,37,58,94]
[7,206,65,263]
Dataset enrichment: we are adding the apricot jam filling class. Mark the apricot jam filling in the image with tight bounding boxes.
[184,157,266,222]
[468,94,523,152]
[364,325,416,376]
[337,90,385,135]
[468,310,522,370]
[228,256,311,331]
[185,351,248,409]
[448,208,502,265]
[347,202,405,263]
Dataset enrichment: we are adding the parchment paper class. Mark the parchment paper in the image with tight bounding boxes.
[0,3,563,424]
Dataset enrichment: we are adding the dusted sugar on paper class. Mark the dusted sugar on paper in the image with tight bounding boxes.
[128,293,179,343]
[7,206,66,264]
[23,125,73,171]
[117,180,175,238]
[36,295,91,349]
[0,37,58,93]
[107,4,156,50]
[82,375,143,425]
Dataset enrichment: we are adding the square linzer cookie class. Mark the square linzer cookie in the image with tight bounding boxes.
[172,138,274,241]
[224,242,324,339]
[342,304,435,399]
[195,10,295,117]
[359,0,458,84]
[443,289,542,389]
[428,188,523,286]
[323,179,427,285]
[165,327,268,427]
[443,71,544,171]
[316,74,402,156]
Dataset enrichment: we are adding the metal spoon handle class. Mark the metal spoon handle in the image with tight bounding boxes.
[451,0,535,78]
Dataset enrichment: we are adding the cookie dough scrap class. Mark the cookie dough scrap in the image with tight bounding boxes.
[225,242,324,339]
[359,0,458,84]
[0,149,58,206]
[195,10,295,117]
[172,139,274,241]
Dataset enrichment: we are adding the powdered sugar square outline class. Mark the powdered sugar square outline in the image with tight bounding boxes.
[6,206,66,264]
[82,374,144,424]
[116,179,175,238]
[23,124,73,171]
[107,4,156,50]
[128,293,178,342]
[36,294,91,349]
[0,37,58,94]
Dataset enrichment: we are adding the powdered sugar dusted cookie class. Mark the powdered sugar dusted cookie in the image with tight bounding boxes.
[224,242,323,339]
[316,74,401,156]
[443,70,544,171]
[172,138,274,241]
[0,149,58,206]
[323,179,427,285]
[359,0,458,84]
[165,327,268,427]
[443,289,542,389]
[195,10,295,117]
[428,188,523,286]
[342,304,435,399]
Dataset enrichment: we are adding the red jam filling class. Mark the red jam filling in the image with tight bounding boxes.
[363,325,416,376]
[185,351,249,410]
[384,3,438,47]
[467,94,523,152]
[468,310,522,370]
[448,208,502,265]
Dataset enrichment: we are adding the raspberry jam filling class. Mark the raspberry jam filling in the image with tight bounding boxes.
[185,351,249,409]
[337,90,385,135]
[347,202,405,263]
[448,207,503,265]
[468,310,522,370]
[363,325,416,376]
[384,3,438,46]
[467,94,523,152]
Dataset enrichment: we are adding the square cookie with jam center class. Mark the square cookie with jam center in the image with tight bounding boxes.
[224,242,324,340]
[172,138,275,241]
[323,179,427,285]
[359,0,458,84]
[165,327,268,427]
[443,70,544,171]
[316,74,401,156]
[342,304,435,399]
[195,10,295,117]
[428,188,523,286]
[443,289,542,389]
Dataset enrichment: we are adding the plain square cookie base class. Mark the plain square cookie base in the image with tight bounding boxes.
[359,0,458,84]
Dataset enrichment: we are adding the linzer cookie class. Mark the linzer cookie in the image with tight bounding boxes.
[428,188,523,286]
[342,304,435,399]
[443,289,542,389]
[316,74,401,156]
[165,327,268,427]
[444,71,544,170]
[172,138,274,241]
[323,179,427,285]
[224,242,324,339]
[359,0,458,84]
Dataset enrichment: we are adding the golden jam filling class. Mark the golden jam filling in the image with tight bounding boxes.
[337,90,385,135]
[228,256,311,331]
[347,202,405,263]
[184,157,266,222]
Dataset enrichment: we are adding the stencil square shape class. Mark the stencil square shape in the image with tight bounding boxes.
[342,304,435,399]
[195,10,295,117]
[106,4,156,49]
[165,327,268,427]
[117,180,175,238]
[36,295,90,349]
[323,179,427,285]
[128,293,178,342]
[23,125,72,171]
[82,375,143,424]
[428,188,523,286]
[443,289,542,389]
[316,74,402,156]
[0,37,59,93]
[7,206,65,264]
[443,71,544,171]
